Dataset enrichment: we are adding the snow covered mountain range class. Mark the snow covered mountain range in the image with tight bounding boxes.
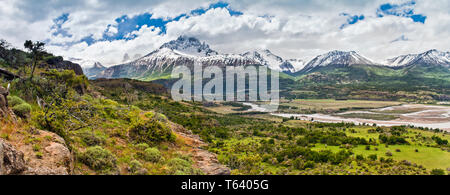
[242,49,305,73]
[79,36,449,80]
[383,49,450,67]
[70,58,107,79]
[301,50,376,73]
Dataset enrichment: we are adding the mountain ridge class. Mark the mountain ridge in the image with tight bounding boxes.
[383,49,450,67]
[81,36,449,80]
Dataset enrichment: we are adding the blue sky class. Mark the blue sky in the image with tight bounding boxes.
[51,13,71,37]
[59,2,244,46]
[377,1,427,23]
[49,0,430,47]
[0,0,448,66]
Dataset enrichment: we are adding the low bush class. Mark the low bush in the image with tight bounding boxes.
[135,143,150,150]
[368,154,377,161]
[77,131,106,146]
[129,160,146,175]
[143,147,162,163]
[12,103,31,118]
[430,169,445,175]
[167,158,202,175]
[79,146,117,174]
[7,96,24,107]
[129,119,176,145]
[386,151,393,157]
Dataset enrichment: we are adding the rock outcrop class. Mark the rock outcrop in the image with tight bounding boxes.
[0,139,26,175]
[0,129,73,175]
[21,129,73,175]
[0,86,13,118]
[44,56,84,75]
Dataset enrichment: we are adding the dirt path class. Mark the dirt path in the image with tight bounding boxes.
[170,123,230,175]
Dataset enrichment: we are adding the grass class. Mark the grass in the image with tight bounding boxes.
[205,105,242,114]
[280,121,450,172]
[312,144,450,171]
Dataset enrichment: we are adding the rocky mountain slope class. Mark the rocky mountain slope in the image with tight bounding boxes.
[384,50,450,67]
[80,36,449,81]
[96,36,258,81]
[84,62,106,79]
[301,50,376,73]
[241,49,305,74]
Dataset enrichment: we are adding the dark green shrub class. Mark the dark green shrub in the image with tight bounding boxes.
[135,143,150,150]
[129,119,176,145]
[79,146,117,173]
[431,169,445,175]
[7,96,24,107]
[368,154,377,161]
[356,154,365,160]
[303,161,315,169]
[386,151,393,156]
[143,147,162,163]
[77,131,106,146]
[167,158,202,175]
[12,103,31,118]
[129,160,146,175]
[432,136,448,146]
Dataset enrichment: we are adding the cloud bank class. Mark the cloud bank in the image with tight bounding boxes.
[0,0,448,67]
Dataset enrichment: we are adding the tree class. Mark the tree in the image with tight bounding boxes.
[24,40,45,82]
[0,39,11,55]
[0,39,12,64]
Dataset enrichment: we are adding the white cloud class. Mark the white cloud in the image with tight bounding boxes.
[0,0,449,67]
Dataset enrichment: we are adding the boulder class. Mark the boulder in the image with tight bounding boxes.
[0,139,26,175]
[0,92,7,117]
[0,86,16,121]
[0,130,73,175]
[44,142,71,167]
[21,130,73,175]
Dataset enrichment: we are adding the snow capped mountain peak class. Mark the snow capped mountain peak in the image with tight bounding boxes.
[286,59,306,72]
[79,61,106,79]
[241,49,306,73]
[159,36,218,57]
[69,58,104,69]
[383,54,418,67]
[383,49,450,67]
[242,49,284,71]
[416,49,450,66]
[303,50,375,71]
[92,62,105,69]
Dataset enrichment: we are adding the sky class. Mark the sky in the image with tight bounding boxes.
[0,0,449,67]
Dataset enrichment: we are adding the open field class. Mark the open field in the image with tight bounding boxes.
[204,105,243,114]
[282,120,450,171]
[312,144,450,171]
